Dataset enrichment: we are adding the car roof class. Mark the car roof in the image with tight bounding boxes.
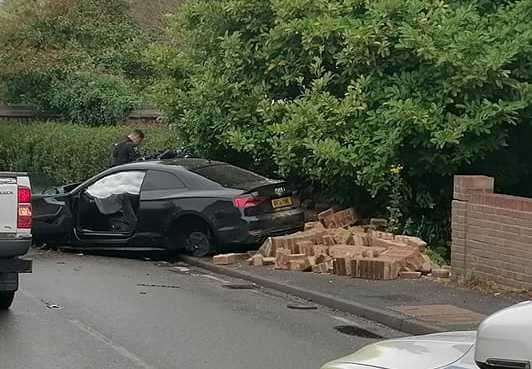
[112,159,226,172]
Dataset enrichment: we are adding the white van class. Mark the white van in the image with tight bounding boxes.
[0,172,33,309]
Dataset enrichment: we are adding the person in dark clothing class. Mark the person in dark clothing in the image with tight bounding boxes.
[110,129,145,167]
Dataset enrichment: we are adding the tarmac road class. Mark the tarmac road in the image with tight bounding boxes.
[0,249,403,369]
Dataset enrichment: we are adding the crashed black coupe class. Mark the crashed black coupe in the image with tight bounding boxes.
[32,159,304,256]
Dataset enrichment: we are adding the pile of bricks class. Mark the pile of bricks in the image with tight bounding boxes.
[213,208,449,280]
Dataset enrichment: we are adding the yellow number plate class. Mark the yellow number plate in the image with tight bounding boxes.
[272,197,293,209]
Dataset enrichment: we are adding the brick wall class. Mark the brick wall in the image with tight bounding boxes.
[452,175,532,290]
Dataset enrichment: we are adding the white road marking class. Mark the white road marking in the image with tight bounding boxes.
[199,274,231,284]
[330,315,357,325]
[69,319,157,369]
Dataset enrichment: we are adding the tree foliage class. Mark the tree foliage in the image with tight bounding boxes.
[0,0,151,123]
[153,0,532,229]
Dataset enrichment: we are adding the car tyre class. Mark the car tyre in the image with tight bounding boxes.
[181,229,215,257]
[0,291,15,310]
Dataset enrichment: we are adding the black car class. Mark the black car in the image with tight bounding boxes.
[32,159,305,256]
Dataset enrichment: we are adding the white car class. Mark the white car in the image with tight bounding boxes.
[321,301,532,369]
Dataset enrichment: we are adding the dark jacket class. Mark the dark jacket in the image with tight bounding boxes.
[111,138,139,167]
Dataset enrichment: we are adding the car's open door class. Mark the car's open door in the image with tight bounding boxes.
[73,170,145,245]
[32,193,74,244]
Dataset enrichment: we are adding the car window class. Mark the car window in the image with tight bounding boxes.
[192,164,266,188]
[142,170,185,191]
[86,171,145,199]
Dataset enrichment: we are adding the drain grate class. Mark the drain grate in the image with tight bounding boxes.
[334,325,382,339]
[222,283,257,290]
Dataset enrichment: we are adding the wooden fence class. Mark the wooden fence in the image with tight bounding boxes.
[0,104,162,125]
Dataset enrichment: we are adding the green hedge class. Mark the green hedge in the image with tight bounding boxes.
[0,121,177,185]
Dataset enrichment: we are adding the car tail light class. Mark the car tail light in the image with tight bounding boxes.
[17,186,32,229]
[18,186,31,203]
[233,196,267,209]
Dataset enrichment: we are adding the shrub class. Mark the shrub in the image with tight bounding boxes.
[0,0,151,122]
[153,0,532,249]
[47,72,140,124]
[0,121,178,184]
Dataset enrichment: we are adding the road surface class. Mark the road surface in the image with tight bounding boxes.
[1,249,403,369]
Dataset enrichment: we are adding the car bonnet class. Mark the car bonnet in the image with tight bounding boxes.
[324,331,476,369]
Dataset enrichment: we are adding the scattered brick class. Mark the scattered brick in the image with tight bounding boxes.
[419,254,433,274]
[297,241,315,256]
[432,269,450,279]
[287,253,307,262]
[356,259,399,280]
[289,258,312,272]
[305,222,325,231]
[395,235,427,252]
[329,245,358,259]
[313,262,330,274]
[233,253,251,260]
[322,234,337,246]
[406,237,427,252]
[393,235,410,245]
[319,208,357,229]
[312,245,329,258]
[315,254,331,265]
[384,247,425,271]
[213,253,238,265]
[274,248,291,270]
[370,218,387,230]
[258,238,273,257]
[352,234,370,247]
[399,271,422,279]
[250,220,431,281]
[333,228,354,245]
[318,209,335,227]
[287,241,300,255]
[251,254,264,266]
[370,237,400,249]
[333,258,347,276]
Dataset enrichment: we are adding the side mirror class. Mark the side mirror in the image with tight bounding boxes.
[475,301,532,369]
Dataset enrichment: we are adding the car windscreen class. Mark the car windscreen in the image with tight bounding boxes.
[191,164,267,188]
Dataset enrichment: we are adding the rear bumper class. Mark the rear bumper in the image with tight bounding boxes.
[216,208,305,245]
[0,238,32,258]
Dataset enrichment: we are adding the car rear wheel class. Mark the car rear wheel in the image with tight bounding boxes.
[183,230,214,257]
[0,291,15,310]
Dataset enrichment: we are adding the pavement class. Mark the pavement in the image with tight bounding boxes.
[0,249,403,369]
[181,256,525,334]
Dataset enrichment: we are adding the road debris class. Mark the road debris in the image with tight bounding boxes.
[41,299,63,310]
[286,303,318,310]
[212,208,448,281]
